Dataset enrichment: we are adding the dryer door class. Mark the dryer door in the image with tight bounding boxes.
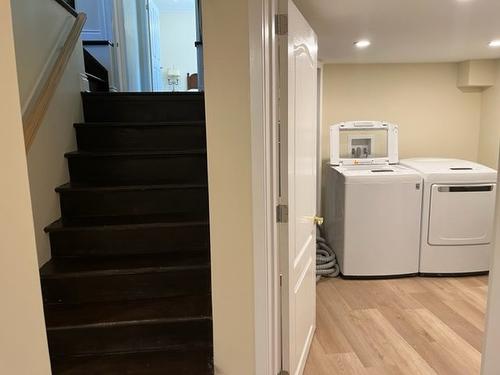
[428,184,496,246]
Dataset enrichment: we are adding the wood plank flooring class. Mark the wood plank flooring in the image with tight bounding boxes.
[304,276,489,375]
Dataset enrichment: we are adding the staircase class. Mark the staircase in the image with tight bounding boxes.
[40,92,213,374]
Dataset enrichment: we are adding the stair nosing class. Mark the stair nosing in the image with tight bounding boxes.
[55,182,208,193]
[47,315,212,332]
[82,91,204,97]
[74,121,205,128]
[41,262,210,279]
[65,149,207,158]
[50,342,213,360]
[44,218,209,233]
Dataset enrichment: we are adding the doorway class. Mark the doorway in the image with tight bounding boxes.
[269,1,500,375]
[75,0,202,92]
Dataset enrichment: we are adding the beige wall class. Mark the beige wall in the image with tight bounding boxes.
[478,61,500,169]
[202,0,256,374]
[322,63,483,163]
[12,0,85,265]
[0,2,52,373]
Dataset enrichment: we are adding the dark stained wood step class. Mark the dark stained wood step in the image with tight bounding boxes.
[82,92,205,123]
[48,317,212,357]
[75,121,206,151]
[66,150,207,186]
[40,253,210,279]
[51,345,214,375]
[45,216,210,257]
[41,253,211,304]
[45,295,211,329]
[42,266,210,304]
[56,183,209,220]
[48,212,209,227]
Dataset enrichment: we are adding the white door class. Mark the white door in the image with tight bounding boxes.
[278,1,318,374]
[147,0,163,91]
[76,0,114,41]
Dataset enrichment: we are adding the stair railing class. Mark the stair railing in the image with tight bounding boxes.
[23,12,87,152]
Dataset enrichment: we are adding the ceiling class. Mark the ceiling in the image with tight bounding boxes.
[293,0,500,63]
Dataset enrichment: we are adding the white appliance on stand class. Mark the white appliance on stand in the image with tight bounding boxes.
[401,158,497,275]
[324,121,423,277]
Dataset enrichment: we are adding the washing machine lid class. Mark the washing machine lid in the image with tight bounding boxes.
[401,158,497,183]
[334,165,421,184]
[330,121,399,166]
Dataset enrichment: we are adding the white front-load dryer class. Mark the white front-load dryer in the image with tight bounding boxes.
[401,158,497,275]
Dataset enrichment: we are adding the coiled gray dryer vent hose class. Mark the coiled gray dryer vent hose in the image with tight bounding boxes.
[316,224,340,282]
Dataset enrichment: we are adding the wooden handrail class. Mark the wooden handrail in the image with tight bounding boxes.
[23,12,87,152]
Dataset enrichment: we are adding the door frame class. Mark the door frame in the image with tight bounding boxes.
[141,0,155,91]
[482,152,500,375]
[111,0,128,91]
[248,0,282,374]
[249,0,319,373]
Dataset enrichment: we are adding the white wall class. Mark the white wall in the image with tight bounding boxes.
[202,0,256,373]
[478,60,500,169]
[159,5,198,91]
[11,0,85,266]
[0,1,52,372]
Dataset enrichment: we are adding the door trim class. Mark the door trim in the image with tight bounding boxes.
[111,0,127,91]
[249,0,281,374]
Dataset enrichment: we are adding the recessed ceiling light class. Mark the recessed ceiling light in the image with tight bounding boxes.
[354,40,371,49]
[489,40,500,48]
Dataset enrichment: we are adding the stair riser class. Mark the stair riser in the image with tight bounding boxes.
[48,319,212,356]
[51,348,214,375]
[49,224,210,257]
[68,155,207,185]
[76,125,206,151]
[42,268,211,304]
[82,95,205,122]
[59,187,209,219]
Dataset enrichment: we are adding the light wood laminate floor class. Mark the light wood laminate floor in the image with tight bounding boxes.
[304,276,488,375]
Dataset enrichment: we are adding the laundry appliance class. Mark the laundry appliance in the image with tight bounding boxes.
[401,158,497,275]
[324,121,423,277]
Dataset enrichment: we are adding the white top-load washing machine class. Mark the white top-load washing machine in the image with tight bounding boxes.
[401,158,497,275]
[324,121,423,277]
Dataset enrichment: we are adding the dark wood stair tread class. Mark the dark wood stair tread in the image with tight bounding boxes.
[51,345,213,375]
[45,213,209,232]
[82,91,204,98]
[41,253,210,279]
[74,121,205,128]
[55,182,208,193]
[45,295,212,329]
[65,149,207,158]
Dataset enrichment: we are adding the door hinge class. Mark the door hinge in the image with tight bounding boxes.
[277,204,288,223]
[275,14,288,35]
